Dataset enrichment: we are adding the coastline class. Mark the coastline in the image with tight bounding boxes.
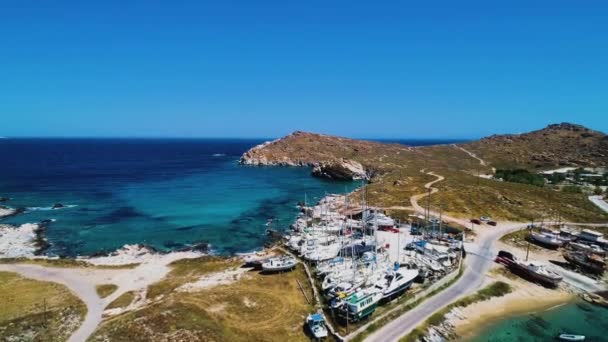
[447,274,575,341]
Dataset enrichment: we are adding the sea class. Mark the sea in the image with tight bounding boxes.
[0,137,461,257]
[470,300,608,342]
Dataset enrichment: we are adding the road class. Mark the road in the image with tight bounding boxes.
[365,222,527,342]
[0,263,107,342]
[589,195,608,213]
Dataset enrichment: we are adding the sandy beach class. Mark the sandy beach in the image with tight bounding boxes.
[447,271,575,340]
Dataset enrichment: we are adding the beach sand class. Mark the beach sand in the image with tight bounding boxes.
[447,271,575,340]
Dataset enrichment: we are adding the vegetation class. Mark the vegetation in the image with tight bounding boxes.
[146,256,242,299]
[91,263,315,342]
[96,284,118,298]
[399,281,512,342]
[242,124,608,223]
[495,169,545,187]
[106,291,136,310]
[0,271,86,341]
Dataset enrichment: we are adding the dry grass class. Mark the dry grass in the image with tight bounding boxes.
[243,128,608,223]
[146,256,242,299]
[96,284,118,298]
[91,264,315,342]
[106,291,136,310]
[0,271,86,341]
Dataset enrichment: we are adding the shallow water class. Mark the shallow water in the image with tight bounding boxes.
[470,301,608,341]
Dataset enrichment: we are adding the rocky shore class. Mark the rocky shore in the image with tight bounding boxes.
[239,132,370,180]
[0,222,49,258]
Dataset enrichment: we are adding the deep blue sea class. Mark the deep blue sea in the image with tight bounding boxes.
[0,138,460,257]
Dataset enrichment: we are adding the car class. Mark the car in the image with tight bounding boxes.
[470,219,482,225]
[497,250,514,261]
[487,221,497,226]
[480,216,491,222]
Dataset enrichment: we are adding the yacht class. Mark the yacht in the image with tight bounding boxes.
[374,267,419,300]
[509,259,563,287]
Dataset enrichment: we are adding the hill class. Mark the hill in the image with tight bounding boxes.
[239,124,608,223]
[462,123,608,170]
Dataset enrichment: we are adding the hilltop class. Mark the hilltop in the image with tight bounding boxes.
[239,123,608,223]
[463,123,608,169]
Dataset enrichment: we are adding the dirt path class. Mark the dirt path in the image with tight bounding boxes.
[408,171,471,227]
[453,145,487,166]
[0,252,201,341]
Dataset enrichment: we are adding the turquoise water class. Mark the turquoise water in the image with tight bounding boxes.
[0,139,357,256]
[470,301,608,341]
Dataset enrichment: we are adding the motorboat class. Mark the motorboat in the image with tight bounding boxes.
[306,313,328,339]
[509,259,563,287]
[558,336,584,341]
[335,287,383,322]
[569,242,606,256]
[374,266,418,300]
[563,251,606,274]
[261,256,297,272]
[531,232,564,248]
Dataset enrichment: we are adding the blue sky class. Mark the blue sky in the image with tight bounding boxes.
[1,1,607,139]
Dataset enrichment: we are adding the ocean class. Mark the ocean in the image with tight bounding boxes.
[0,138,460,257]
[470,301,608,341]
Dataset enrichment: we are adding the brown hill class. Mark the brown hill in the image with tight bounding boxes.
[462,123,608,170]
[238,124,608,222]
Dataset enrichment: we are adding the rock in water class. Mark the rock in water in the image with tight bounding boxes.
[311,159,367,180]
[52,203,65,209]
[0,196,9,202]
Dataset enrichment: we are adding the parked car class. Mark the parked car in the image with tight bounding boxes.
[487,221,497,226]
[480,216,492,222]
[470,218,482,225]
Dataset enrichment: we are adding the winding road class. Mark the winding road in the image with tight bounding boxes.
[365,221,527,342]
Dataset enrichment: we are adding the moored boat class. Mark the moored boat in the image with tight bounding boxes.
[557,333,585,341]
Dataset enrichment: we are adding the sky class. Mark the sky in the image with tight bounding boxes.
[1,1,607,139]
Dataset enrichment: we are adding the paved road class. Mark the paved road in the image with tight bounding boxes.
[365,223,526,342]
[589,195,608,213]
[0,264,106,342]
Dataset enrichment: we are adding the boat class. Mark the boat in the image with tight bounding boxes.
[557,333,585,341]
[335,287,383,322]
[530,232,564,248]
[261,256,297,272]
[569,242,606,256]
[306,313,328,339]
[374,266,418,300]
[508,259,563,287]
[563,251,606,274]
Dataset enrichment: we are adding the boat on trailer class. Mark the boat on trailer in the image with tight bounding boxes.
[306,313,328,339]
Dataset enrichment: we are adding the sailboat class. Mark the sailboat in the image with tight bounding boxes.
[261,256,297,272]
